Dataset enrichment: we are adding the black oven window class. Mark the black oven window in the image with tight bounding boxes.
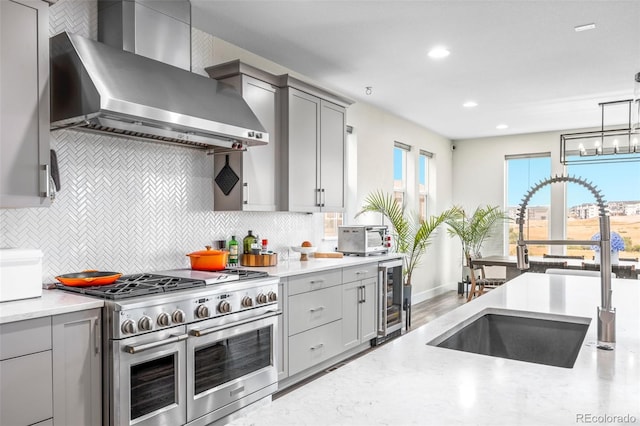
[194,326,272,395]
[130,354,176,420]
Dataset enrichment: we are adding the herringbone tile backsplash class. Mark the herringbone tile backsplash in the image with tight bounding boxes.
[0,0,319,282]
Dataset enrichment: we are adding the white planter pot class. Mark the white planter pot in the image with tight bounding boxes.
[594,251,619,264]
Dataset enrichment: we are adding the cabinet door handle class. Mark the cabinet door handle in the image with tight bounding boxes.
[41,164,50,198]
[361,285,366,303]
[309,306,325,313]
[94,317,101,355]
[243,182,248,204]
[321,188,325,207]
[309,279,324,284]
[316,188,322,207]
[310,343,324,351]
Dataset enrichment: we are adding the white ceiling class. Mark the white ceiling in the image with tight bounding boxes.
[191,0,640,141]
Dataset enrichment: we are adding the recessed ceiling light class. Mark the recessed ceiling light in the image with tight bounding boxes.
[463,101,478,108]
[428,47,450,59]
[496,124,509,130]
[574,23,596,32]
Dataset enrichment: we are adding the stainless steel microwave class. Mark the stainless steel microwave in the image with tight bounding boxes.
[337,225,391,256]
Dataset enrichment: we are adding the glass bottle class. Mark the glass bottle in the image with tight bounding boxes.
[243,230,256,255]
[228,235,238,265]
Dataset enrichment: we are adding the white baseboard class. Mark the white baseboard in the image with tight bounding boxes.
[410,281,458,305]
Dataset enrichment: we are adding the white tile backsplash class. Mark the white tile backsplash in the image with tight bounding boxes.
[0,0,318,282]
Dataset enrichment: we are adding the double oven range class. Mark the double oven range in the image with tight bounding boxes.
[57,268,280,426]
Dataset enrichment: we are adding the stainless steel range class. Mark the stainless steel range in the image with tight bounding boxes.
[56,268,280,426]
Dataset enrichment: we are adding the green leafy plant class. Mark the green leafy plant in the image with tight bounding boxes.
[356,190,458,286]
[445,205,511,261]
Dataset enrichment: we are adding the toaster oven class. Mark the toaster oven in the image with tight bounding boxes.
[337,225,391,256]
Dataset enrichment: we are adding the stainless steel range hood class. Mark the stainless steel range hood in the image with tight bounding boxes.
[50,31,268,150]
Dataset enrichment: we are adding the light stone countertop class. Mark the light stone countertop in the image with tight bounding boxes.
[230,272,640,426]
[253,253,402,277]
[0,289,104,324]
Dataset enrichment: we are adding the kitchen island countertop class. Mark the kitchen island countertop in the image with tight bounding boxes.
[230,272,640,426]
[0,289,104,324]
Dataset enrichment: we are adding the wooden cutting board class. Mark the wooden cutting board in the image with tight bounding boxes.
[313,252,344,258]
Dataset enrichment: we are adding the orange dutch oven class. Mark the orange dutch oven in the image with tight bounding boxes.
[186,246,229,271]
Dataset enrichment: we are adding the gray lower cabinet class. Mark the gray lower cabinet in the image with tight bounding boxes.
[0,317,53,426]
[0,309,101,426]
[281,263,380,385]
[342,277,377,350]
[52,309,102,426]
[286,269,344,377]
[342,264,379,350]
[0,0,51,208]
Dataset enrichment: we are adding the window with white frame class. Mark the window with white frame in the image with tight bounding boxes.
[505,153,551,256]
[394,142,409,207]
[418,150,432,221]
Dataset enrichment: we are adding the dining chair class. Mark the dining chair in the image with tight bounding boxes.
[542,254,584,260]
[466,254,506,302]
[581,263,638,279]
[528,260,568,273]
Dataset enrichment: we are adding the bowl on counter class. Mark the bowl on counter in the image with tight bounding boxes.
[291,246,317,261]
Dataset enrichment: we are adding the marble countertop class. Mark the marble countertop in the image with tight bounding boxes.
[231,272,640,426]
[0,289,104,324]
[255,253,402,277]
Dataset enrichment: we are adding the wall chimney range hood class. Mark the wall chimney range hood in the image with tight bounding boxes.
[49,31,268,150]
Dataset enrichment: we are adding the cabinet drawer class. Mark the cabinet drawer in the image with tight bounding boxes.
[343,263,379,283]
[0,351,53,425]
[287,269,342,295]
[288,320,342,376]
[288,285,342,335]
[0,316,51,360]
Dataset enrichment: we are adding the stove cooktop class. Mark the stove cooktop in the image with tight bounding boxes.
[55,269,270,300]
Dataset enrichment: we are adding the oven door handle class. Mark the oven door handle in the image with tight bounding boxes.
[190,310,282,337]
[124,333,189,354]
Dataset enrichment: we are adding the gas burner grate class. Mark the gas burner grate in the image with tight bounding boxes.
[55,273,206,300]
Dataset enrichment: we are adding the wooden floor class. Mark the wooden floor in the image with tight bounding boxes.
[274,290,466,399]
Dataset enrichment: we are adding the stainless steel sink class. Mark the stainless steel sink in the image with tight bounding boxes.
[428,310,591,368]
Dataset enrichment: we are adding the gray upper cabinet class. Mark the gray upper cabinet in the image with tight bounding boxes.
[282,87,348,213]
[0,0,51,208]
[207,64,279,211]
[206,61,352,213]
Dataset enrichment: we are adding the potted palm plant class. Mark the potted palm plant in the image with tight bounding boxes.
[356,190,458,306]
[445,205,510,283]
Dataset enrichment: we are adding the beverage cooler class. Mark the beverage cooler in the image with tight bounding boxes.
[375,259,404,344]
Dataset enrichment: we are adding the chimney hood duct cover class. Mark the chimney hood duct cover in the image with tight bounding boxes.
[50,32,268,150]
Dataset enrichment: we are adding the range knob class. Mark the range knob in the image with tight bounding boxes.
[138,315,153,331]
[267,291,277,302]
[256,293,268,304]
[218,300,232,314]
[121,319,136,335]
[172,309,186,324]
[241,296,253,308]
[157,312,171,327]
[196,304,210,319]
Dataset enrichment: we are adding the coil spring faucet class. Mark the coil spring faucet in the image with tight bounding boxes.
[516,175,615,350]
